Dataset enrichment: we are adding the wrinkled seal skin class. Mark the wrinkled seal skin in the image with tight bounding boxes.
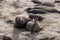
[14,13,31,29]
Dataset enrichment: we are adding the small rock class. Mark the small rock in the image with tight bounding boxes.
[32,18,42,32]
[26,20,35,31]
[14,13,31,29]
[6,20,14,24]
[0,35,12,40]
[26,18,42,32]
